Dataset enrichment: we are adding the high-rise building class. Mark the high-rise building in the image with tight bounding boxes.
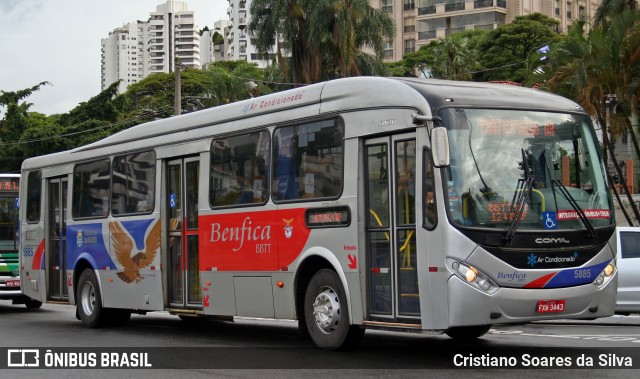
[226,0,274,68]
[201,20,231,68]
[372,0,602,62]
[101,0,201,92]
[101,22,145,93]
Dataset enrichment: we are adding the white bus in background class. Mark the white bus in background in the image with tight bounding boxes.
[0,173,41,308]
[19,77,617,350]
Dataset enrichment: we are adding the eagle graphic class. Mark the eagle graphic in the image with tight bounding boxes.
[110,220,161,283]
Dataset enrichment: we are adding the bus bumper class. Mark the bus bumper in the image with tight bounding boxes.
[446,273,618,327]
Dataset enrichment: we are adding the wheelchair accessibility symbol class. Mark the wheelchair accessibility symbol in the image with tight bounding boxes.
[543,212,558,230]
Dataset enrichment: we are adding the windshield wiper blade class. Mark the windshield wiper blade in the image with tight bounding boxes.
[504,149,533,242]
[551,180,597,238]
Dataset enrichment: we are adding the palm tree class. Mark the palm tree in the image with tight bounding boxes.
[594,0,638,26]
[433,35,479,80]
[248,0,308,83]
[248,0,394,84]
[538,11,640,224]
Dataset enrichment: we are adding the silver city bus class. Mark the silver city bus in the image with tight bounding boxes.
[19,77,617,349]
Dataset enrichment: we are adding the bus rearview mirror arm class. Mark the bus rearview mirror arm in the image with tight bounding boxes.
[412,114,450,167]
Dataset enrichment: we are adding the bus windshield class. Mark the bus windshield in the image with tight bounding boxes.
[442,108,613,231]
[0,194,19,251]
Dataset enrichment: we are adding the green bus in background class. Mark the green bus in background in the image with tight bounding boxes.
[0,174,41,308]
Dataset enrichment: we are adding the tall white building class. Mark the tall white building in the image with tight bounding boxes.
[200,20,231,68]
[101,22,145,93]
[101,0,201,92]
[226,0,274,67]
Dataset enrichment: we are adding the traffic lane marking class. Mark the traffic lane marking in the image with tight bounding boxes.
[489,329,640,344]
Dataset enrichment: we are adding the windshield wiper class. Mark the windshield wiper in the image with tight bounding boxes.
[551,179,597,238]
[504,149,534,242]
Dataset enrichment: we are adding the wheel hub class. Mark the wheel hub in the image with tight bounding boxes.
[80,281,96,316]
[312,287,340,334]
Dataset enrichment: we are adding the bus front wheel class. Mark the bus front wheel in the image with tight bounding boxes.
[77,269,107,328]
[304,269,364,350]
[445,325,491,340]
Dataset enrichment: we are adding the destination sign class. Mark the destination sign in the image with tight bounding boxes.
[479,120,555,137]
[0,179,19,192]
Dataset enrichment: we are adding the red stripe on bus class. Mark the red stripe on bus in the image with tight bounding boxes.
[523,272,556,289]
[31,240,46,270]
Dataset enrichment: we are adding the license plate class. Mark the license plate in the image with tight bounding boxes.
[5,279,20,288]
[537,299,565,313]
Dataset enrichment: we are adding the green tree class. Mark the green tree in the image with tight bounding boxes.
[212,31,224,45]
[0,82,50,171]
[122,68,212,123]
[206,61,270,105]
[0,81,50,142]
[475,13,560,83]
[412,34,480,79]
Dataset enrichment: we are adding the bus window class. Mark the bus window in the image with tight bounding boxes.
[72,159,111,219]
[112,151,156,215]
[210,130,270,207]
[272,119,344,201]
[26,171,41,223]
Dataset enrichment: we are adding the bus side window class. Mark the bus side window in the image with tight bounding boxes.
[26,171,42,223]
[210,130,270,207]
[273,119,344,201]
[72,159,111,219]
[111,151,156,216]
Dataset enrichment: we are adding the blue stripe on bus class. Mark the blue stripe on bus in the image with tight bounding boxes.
[542,261,610,288]
[67,223,116,270]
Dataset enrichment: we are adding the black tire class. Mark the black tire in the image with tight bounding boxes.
[76,269,108,328]
[445,325,491,340]
[24,298,42,309]
[108,309,131,327]
[304,269,364,350]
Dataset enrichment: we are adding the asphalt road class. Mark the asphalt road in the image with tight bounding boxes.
[1,302,639,378]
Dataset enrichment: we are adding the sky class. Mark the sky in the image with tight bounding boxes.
[0,0,228,115]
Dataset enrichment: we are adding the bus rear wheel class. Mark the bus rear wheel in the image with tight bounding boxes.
[445,325,491,340]
[304,269,364,350]
[24,298,42,309]
[77,269,108,328]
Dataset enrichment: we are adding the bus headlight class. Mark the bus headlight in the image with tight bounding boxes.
[594,261,615,287]
[451,261,499,294]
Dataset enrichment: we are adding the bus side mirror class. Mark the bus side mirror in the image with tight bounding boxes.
[431,127,450,167]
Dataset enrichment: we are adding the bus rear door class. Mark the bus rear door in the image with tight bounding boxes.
[165,157,202,311]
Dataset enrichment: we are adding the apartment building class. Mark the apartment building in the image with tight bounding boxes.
[201,20,232,68]
[226,0,274,68]
[374,0,602,62]
[101,0,201,92]
[101,22,145,93]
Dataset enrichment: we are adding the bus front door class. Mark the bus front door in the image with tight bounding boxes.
[166,157,202,310]
[46,177,68,301]
[364,134,420,323]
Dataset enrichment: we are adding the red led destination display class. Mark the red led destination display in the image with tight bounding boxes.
[306,207,350,228]
[479,120,555,137]
[0,178,19,192]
